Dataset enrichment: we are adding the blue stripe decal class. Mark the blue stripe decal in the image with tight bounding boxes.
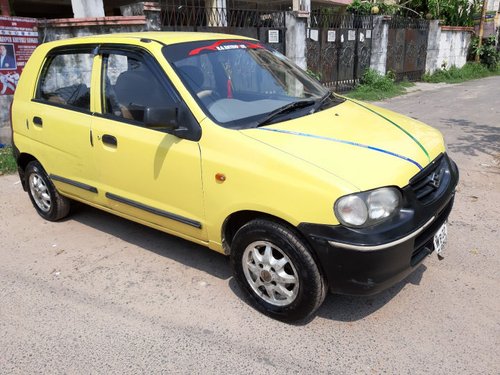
[258,128,423,170]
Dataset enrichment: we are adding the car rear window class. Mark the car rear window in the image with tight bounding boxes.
[36,53,93,111]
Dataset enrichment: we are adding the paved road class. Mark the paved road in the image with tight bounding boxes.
[1,77,499,374]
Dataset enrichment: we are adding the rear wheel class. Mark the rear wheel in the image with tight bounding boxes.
[25,161,70,221]
[231,219,326,322]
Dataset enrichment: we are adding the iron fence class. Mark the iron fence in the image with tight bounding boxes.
[159,0,286,29]
[386,16,429,81]
[307,13,374,91]
[158,0,287,53]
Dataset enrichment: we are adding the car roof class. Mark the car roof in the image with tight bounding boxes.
[47,31,255,46]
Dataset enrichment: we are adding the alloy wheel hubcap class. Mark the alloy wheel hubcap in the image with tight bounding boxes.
[242,241,299,306]
[29,173,51,212]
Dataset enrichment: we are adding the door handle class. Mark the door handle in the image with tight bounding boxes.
[33,116,43,127]
[102,134,117,147]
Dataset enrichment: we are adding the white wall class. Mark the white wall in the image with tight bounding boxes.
[426,22,472,74]
[369,16,389,75]
[487,0,500,11]
[285,12,307,69]
[71,0,104,18]
[437,30,471,70]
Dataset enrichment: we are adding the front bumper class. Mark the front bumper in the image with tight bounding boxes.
[298,153,459,295]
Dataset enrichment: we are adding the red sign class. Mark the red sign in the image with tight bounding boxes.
[0,16,38,95]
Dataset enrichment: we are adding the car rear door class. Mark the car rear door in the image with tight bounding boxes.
[27,46,99,202]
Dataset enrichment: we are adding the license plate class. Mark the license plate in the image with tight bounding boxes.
[433,222,448,257]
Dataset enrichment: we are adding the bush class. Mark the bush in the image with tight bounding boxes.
[423,62,499,83]
[0,146,17,175]
[469,36,500,70]
[359,68,395,89]
[346,69,413,101]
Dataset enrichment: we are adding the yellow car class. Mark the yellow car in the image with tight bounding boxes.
[11,32,458,321]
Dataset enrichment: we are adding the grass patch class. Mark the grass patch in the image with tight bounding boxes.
[423,62,500,84]
[0,146,17,175]
[346,69,414,101]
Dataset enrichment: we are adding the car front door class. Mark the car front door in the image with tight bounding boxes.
[91,48,207,242]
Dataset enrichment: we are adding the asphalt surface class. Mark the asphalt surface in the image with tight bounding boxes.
[1,76,499,374]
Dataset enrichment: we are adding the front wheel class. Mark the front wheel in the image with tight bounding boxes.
[25,161,70,221]
[231,219,326,322]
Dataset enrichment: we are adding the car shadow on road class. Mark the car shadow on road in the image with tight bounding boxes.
[316,265,426,322]
[226,265,427,325]
[70,202,428,323]
[70,202,232,280]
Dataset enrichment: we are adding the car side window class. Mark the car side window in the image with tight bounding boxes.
[102,53,177,125]
[36,53,92,111]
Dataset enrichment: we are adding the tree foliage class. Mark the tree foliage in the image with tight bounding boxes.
[423,0,481,26]
[347,0,481,26]
[346,0,398,15]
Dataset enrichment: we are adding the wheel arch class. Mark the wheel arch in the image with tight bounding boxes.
[221,210,295,255]
[222,210,329,287]
[16,152,38,191]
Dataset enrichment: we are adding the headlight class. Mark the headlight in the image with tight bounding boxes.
[334,187,402,227]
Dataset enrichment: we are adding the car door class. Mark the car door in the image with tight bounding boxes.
[28,47,98,201]
[91,48,207,242]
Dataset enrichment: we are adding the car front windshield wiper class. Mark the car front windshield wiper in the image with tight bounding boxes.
[311,91,345,113]
[255,99,315,128]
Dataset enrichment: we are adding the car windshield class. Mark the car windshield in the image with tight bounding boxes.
[163,40,335,129]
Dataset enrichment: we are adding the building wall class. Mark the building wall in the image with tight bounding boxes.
[436,29,471,70]
[40,23,145,42]
[426,23,472,73]
[369,16,388,75]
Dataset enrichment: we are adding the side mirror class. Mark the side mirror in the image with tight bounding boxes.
[144,104,202,142]
[143,106,178,131]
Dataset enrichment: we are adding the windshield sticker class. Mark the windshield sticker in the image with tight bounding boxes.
[189,40,264,56]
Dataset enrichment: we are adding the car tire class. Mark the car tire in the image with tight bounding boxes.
[231,219,326,322]
[25,161,70,221]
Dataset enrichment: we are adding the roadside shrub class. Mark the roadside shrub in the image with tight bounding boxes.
[0,146,16,175]
[359,69,395,90]
[346,69,413,101]
[423,62,497,83]
[469,36,500,70]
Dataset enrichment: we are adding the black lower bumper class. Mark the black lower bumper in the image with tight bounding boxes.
[298,153,459,296]
[300,196,454,295]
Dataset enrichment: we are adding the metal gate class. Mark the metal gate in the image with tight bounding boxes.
[386,16,429,81]
[159,0,286,54]
[306,13,373,91]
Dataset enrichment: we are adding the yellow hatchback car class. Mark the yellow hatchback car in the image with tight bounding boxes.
[11,32,458,321]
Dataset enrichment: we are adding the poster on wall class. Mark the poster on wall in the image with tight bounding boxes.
[0,16,39,95]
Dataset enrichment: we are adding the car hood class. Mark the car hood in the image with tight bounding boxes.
[241,99,445,191]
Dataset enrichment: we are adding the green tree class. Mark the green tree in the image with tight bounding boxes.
[405,0,481,26]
